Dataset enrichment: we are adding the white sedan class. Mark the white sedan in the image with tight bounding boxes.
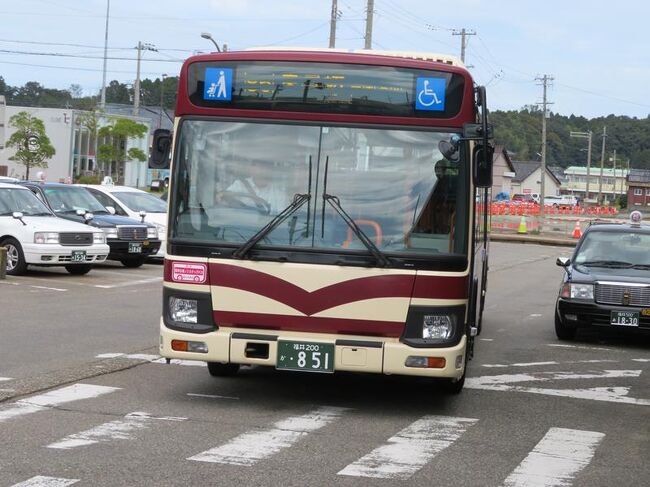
[80,184,167,258]
[0,183,109,275]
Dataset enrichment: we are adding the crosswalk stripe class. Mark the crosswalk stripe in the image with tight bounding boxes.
[188,406,350,466]
[96,353,206,367]
[501,427,604,487]
[338,415,478,479]
[10,476,79,487]
[0,384,120,423]
[46,411,186,450]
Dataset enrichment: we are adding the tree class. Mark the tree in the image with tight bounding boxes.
[6,111,56,180]
[97,117,148,183]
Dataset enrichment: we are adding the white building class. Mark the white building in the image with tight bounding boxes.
[0,98,150,187]
[511,161,562,197]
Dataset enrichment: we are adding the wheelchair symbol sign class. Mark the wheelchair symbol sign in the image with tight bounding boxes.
[415,77,446,111]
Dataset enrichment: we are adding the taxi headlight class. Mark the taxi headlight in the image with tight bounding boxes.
[169,297,198,324]
[153,222,166,239]
[93,232,106,244]
[423,314,455,340]
[570,283,594,300]
[34,232,59,244]
[102,228,118,239]
[147,227,158,239]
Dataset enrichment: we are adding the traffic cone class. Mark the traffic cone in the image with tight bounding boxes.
[572,220,582,239]
[517,215,527,234]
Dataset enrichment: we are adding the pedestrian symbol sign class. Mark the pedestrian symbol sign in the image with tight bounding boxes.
[415,77,446,111]
[204,67,232,101]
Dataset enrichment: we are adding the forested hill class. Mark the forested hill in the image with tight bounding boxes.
[2,76,649,169]
[490,107,650,170]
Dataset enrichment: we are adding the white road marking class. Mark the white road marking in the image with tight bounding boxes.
[632,358,650,363]
[480,338,494,342]
[47,411,186,450]
[188,406,349,466]
[466,370,650,405]
[187,393,239,400]
[96,353,207,367]
[10,476,79,487]
[0,377,12,381]
[502,427,604,487]
[93,277,162,289]
[338,415,478,479]
[482,359,619,368]
[0,384,120,423]
[30,285,67,292]
[95,353,125,358]
[547,343,615,352]
[0,280,20,286]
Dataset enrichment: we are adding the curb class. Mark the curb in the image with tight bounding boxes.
[490,233,577,247]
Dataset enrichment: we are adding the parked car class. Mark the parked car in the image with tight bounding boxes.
[555,211,650,340]
[544,195,578,207]
[80,184,167,258]
[0,182,109,275]
[20,182,161,268]
[511,193,537,204]
[0,176,19,183]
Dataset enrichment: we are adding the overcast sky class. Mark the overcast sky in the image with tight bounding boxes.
[0,0,648,118]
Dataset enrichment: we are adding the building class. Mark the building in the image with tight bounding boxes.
[0,98,150,187]
[511,161,562,197]
[562,166,628,203]
[627,169,650,208]
[491,145,516,198]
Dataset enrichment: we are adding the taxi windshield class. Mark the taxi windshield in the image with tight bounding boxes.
[575,230,650,267]
[0,188,52,216]
[43,187,107,214]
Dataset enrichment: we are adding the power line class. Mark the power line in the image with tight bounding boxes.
[0,48,183,63]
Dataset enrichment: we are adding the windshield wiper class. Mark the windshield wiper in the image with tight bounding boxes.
[631,264,650,270]
[323,194,390,267]
[232,193,310,259]
[581,260,634,268]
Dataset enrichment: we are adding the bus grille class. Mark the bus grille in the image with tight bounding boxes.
[117,226,148,240]
[59,232,93,246]
[595,283,650,306]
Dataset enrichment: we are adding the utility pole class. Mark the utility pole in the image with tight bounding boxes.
[570,130,592,202]
[452,28,476,64]
[159,73,167,129]
[99,0,110,109]
[611,149,617,199]
[536,74,554,210]
[597,126,607,205]
[329,0,338,48]
[364,0,374,49]
[133,42,157,116]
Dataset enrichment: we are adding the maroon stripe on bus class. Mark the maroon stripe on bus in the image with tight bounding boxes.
[412,275,469,300]
[214,311,404,338]
[210,263,414,316]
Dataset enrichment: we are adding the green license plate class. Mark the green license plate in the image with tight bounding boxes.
[277,340,335,373]
[610,310,639,326]
[71,250,86,262]
[128,242,142,253]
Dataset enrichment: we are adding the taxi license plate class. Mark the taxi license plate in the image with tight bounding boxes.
[71,250,86,262]
[277,341,334,373]
[128,242,143,253]
[610,310,639,326]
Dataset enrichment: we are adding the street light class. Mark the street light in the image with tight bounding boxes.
[570,131,592,202]
[200,32,221,52]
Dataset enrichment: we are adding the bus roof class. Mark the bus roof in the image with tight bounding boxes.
[244,47,464,67]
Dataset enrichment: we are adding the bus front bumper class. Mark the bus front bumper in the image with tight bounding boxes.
[159,321,466,379]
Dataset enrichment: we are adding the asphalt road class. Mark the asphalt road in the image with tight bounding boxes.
[0,243,648,487]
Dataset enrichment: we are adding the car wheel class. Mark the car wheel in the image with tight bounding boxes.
[120,257,145,268]
[2,238,28,275]
[207,362,240,377]
[555,313,576,340]
[65,264,93,275]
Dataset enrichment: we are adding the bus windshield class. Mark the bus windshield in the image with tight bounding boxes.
[171,120,468,257]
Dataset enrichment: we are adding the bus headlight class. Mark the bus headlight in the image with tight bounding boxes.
[423,314,455,340]
[169,297,198,324]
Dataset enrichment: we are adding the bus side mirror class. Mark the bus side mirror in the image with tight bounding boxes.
[473,144,494,188]
[149,129,171,169]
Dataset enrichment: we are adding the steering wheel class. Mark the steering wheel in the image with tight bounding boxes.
[218,191,271,214]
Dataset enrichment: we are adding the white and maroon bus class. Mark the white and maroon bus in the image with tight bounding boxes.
[151,48,493,392]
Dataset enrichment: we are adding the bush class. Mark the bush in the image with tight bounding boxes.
[75,175,101,184]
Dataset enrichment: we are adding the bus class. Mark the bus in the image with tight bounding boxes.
[150,48,494,393]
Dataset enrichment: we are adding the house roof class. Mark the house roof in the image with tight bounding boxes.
[511,161,562,185]
[628,168,650,183]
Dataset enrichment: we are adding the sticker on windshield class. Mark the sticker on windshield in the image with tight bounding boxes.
[415,77,446,111]
[172,262,208,284]
[203,67,232,101]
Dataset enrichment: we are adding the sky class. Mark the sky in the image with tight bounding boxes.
[0,0,648,119]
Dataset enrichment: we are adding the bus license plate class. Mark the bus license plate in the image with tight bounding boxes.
[277,341,334,373]
[128,242,142,253]
[610,311,639,326]
[71,250,86,262]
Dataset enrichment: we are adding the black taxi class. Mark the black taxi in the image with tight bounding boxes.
[555,211,650,339]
